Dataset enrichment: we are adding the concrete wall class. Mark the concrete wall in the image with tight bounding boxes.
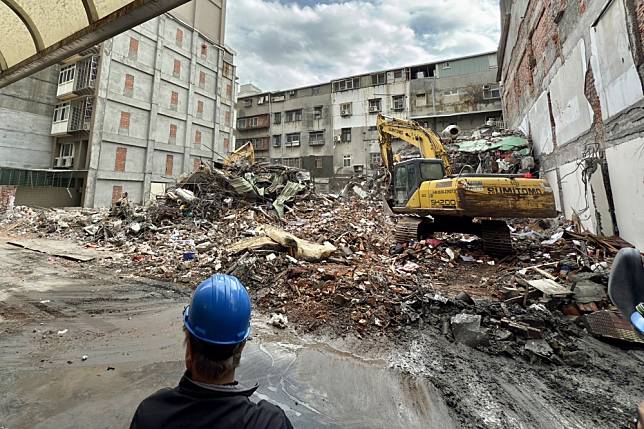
[84,9,233,207]
[499,0,644,246]
[0,67,58,170]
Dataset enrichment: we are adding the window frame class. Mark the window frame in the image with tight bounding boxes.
[53,103,70,122]
[308,131,324,146]
[58,65,75,84]
[343,154,352,167]
[340,127,351,143]
[285,133,301,147]
[392,95,405,111]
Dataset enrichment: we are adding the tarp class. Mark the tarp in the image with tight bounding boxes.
[455,136,529,154]
[0,0,190,88]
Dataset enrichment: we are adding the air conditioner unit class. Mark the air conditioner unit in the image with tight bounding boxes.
[353,164,364,173]
[341,109,350,116]
[369,106,379,113]
[333,135,342,142]
[482,84,491,90]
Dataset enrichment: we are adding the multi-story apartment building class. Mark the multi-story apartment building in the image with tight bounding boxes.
[0,0,235,209]
[235,52,501,190]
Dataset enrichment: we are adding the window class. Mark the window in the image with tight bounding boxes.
[59,143,74,157]
[483,85,501,99]
[124,74,134,97]
[283,158,301,168]
[169,124,177,144]
[420,162,445,180]
[416,93,427,107]
[237,118,246,128]
[393,95,405,111]
[309,131,324,146]
[128,37,139,60]
[340,102,352,116]
[224,111,231,126]
[243,98,253,107]
[311,86,320,95]
[119,112,130,130]
[273,112,281,124]
[196,100,204,118]
[200,43,208,59]
[332,77,360,92]
[176,28,184,47]
[223,137,230,151]
[288,89,297,98]
[115,147,127,172]
[341,128,351,143]
[313,106,323,119]
[285,109,302,122]
[165,154,174,176]
[314,157,323,169]
[370,152,381,166]
[371,73,385,85]
[368,98,381,113]
[285,133,300,147]
[253,137,269,151]
[343,154,352,167]
[53,103,70,122]
[442,62,451,69]
[112,185,123,205]
[393,69,403,79]
[272,135,282,147]
[198,71,206,89]
[173,59,181,78]
[58,65,75,84]
[195,130,202,145]
[248,117,258,127]
[226,83,232,98]
[223,62,233,79]
[170,91,178,110]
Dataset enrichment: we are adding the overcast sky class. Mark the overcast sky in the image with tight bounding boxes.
[225,0,501,92]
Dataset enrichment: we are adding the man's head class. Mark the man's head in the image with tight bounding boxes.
[183,274,252,383]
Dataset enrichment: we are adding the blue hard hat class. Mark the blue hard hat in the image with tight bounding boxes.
[183,274,252,345]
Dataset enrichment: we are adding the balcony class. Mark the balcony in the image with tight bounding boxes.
[53,156,74,169]
[56,55,98,100]
[51,97,93,135]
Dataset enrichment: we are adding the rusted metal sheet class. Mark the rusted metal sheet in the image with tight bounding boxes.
[583,310,644,345]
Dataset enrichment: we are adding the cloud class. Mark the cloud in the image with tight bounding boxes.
[226,0,500,91]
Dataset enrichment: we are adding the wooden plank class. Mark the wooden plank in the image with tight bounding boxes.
[527,278,570,297]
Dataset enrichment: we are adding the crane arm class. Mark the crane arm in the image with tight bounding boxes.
[376,114,452,176]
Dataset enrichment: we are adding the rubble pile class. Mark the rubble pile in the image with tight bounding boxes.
[1,164,640,363]
[447,128,537,176]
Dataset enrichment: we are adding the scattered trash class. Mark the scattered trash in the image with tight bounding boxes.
[268,313,288,329]
[57,329,68,336]
[82,355,88,361]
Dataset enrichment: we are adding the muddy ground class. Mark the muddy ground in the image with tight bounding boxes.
[0,239,642,428]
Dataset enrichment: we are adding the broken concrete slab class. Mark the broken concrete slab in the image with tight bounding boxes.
[262,225,336,262]
[450,313,488,348]
[7,239,97,262]
[527,278,570,298]
[572,280,607,304]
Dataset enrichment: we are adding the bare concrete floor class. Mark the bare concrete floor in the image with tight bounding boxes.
[0,241,455,429]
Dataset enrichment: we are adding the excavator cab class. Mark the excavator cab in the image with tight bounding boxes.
[393,159,445,206]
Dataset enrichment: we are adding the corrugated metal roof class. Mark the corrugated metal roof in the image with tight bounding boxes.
[0,0,190,88]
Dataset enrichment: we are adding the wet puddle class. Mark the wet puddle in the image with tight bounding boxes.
[239,337,456,428]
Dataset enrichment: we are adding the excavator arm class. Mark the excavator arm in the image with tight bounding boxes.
[223,141,255,168]
[376,114,452,175]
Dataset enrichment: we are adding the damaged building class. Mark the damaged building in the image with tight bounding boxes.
[235,52,502,191]
[498,0,644,248]
[0,0,237,210]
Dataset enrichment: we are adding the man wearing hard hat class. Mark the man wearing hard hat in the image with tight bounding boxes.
[130,274,294,428]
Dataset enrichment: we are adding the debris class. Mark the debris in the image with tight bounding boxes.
[526,278,571,298]
[525,339,554,359]
[572,280,607,304]
[450,313,487,348]
[583,310,644,345]
[57,329,68,336]
[82,355,88,361]
[268,313,288,329]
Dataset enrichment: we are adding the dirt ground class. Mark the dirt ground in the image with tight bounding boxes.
[0,239,642,428]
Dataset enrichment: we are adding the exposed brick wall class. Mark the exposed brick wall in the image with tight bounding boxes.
[115,147,127,172]
[124,74,134,97]
[176,28,184,47]
[200,44,208,59]
[224,111,231,126]
[195,130,202,145]
[128,37,139,59]
[0,186,17,213]
[223,138,230,151]
[111,185,123,205]
[638,0,644,39]
[584,64,605,143]
[173,59,181,78]
[199,71,206,88]
[226,83,232,98]
[170,91,178,110]
[196,100,204,117]
[119,112,130,129]
[165,155,174,176]
[169,124,177,144]
[194,158,201,172]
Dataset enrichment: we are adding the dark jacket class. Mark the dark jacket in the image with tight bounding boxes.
[130,373,294,429]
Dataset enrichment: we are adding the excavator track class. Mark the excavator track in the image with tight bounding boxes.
[480,220,513,256]
[394,217,423,243]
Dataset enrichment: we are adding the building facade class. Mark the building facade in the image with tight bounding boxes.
[235,52,501,189]
[0,0,236,209]
[498,0,644,248]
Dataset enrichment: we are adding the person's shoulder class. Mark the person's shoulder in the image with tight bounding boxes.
[247,399,293,429]
[132,387,176,419]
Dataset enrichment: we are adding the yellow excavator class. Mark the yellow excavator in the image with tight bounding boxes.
[223,141,255,168]
[377,114,557,255]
